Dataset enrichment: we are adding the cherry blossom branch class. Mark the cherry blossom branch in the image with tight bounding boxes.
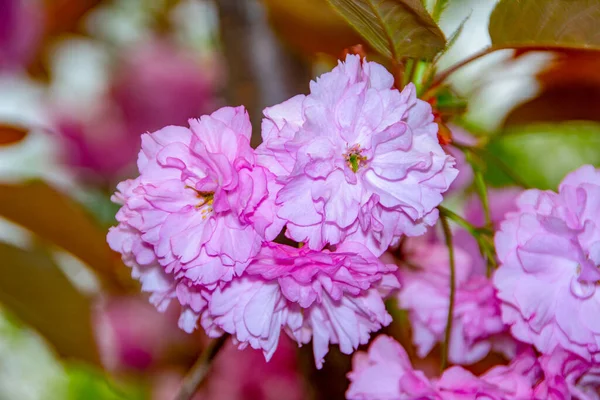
[439,206,497,277]
[438,206,478,236]
[439,212,456,372]
[174,334,230,400]
[423,46,497,98]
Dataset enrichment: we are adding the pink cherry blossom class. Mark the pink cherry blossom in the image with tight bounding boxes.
[436,347,541,399]
[107,179,212,333]
[346,335,437,399]
[397,233,508,365]
[205,242,400,368]
[346,335,540,400]
[257,55,458,256]
[533,348,600,400]
[494,165,600,363]
[108,106,282,332]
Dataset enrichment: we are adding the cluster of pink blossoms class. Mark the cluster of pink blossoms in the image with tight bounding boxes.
[108,53,600,396]
[348,166,600,399]
[108,55,458,368]
[395,188,523,366]
[347,335,600,399]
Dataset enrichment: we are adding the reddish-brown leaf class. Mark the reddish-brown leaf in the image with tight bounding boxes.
[0,181,122,290]
[0,243,101,365]
[490,0,600,50]
[0,125,28,146]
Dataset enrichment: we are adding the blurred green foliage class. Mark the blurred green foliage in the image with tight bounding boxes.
[485,121,600,190]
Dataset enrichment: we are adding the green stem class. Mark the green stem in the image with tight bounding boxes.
[464,148,493,229]
[423,46,497,98]
[439,213,456,372]
[438,206,478,236]
[174,334,230,400]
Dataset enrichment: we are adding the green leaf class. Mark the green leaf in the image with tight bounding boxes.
[431,0,449,22]
[66,365,146,400]
[0,243,100,365]
[0,181,120,288]
[326,0,446,61]
[489,0,600,50]
[484,121,600,190]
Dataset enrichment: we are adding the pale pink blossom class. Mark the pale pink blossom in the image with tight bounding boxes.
[257,55,457,256]
[436,347,541,399]
[397,234,508,365]
[346,335,437,399]
[346,335,540,400]
[533,348,600,400]
[206,242,400,368]
[494,165,600,363]
[108,106,282,332]
[107,179,212,333]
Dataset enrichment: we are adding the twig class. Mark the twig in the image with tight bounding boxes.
[438,206,479,236]
[174,334,230,400]
[439,213,456,372]
[423,46,497,98]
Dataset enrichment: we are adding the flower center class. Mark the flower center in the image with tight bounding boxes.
[344,144,367,173]
[188,187,214,219]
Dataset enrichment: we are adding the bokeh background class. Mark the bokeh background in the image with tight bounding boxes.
[1,0,599,399]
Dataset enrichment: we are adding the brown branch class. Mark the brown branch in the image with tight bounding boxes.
[173,334,230,400]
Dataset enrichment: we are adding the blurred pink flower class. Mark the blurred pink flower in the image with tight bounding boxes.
[152,336,305,400]
[397,234,508,365]
[346,335,540,400]
[53,40,217,182]
[0,0,42,71]
[94,296,197,371]
[206,242,400,368]
[257,55,457,256]
[533,348,600,400]
[110,40,216,135]
[494,165,600,363]
[53,104,140,182]
[443,124,476,194]
[455,187,522,277]
[464,187,524,228]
